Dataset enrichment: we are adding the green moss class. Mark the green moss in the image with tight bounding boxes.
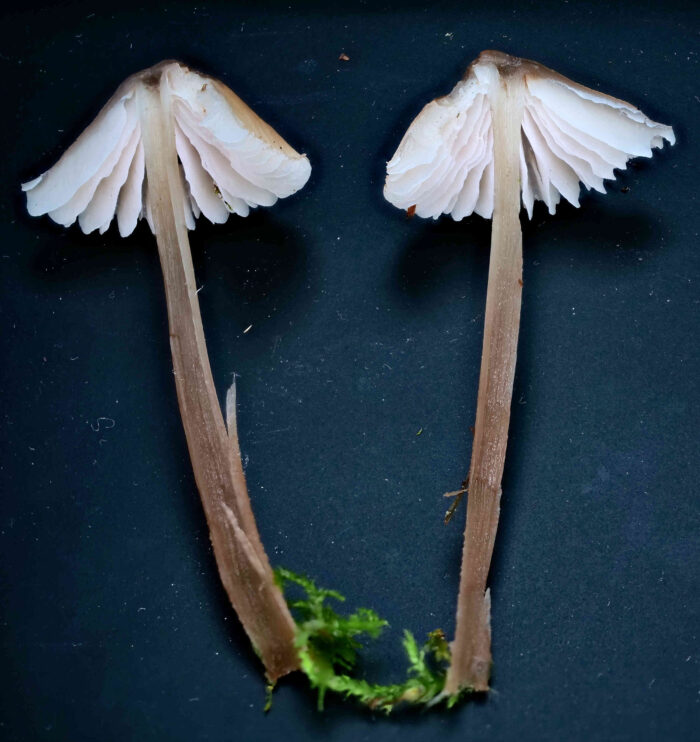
[273,567,472,713]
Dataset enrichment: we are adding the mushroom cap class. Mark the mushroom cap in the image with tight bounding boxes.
[384,50,675,220]
[22,61,312,236]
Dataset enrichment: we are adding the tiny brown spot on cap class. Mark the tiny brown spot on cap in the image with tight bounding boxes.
[518,278,523,287]
[406,204,416,219]
[140,71,162,88]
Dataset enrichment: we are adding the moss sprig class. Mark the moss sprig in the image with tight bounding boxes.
[273,567,471,712]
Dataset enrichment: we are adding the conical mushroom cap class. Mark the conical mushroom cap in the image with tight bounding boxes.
[384,51,675,220]
[23,61,311,236]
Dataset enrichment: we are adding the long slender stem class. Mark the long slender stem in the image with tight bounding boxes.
[445,72,524,694]
[138,81,299,682]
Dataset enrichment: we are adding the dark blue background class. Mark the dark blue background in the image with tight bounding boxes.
[1,1,698,740]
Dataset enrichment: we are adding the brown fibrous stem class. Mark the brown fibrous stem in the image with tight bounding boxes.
[445,64,525,695]
[138,79,299,682]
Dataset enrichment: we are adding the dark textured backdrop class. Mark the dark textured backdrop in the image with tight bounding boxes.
[1,1,698,740]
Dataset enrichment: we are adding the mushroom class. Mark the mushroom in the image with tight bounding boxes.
[384,50,674,696]
[23,60,311,683]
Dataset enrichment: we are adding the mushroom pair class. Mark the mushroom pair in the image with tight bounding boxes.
[23,60,311,683]
[384,50,674,696]
[25,52,674,707]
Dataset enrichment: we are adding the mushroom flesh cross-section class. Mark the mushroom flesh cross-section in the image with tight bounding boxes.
[23,60,311,683]
[384,50,674,697]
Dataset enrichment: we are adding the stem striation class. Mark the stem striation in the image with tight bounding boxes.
[138,81,298,682]
[445,68,525,694]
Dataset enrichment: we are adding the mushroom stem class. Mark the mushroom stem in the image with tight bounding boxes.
[138,82,299,682]
[445,72,524,694]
